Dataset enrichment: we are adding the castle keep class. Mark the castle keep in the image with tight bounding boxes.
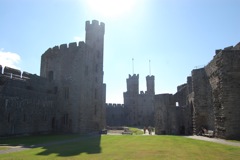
[0,20,106,136]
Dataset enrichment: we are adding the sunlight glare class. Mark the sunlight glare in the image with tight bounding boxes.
[87,0,136,18]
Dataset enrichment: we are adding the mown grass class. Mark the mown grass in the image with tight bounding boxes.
[0,134,81,146]
[0,146,9,150]
[0,135,240,160]
[128,127,144,135]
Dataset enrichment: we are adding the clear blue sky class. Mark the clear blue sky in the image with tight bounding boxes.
[0,0,240,103]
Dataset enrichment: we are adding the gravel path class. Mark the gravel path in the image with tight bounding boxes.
[186,135,240,147]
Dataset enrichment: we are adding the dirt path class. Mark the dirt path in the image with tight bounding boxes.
[186,135,240,147]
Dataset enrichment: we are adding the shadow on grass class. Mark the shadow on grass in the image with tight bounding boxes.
[35,135,102,157]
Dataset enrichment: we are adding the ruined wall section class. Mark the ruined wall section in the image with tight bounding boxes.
[0,67,56,136]
[191,68,214,134]
[154,94,177,135]
[219,50,240,139]
[207,48,240,139]
[105,103,125,126]
[174,84,193,135]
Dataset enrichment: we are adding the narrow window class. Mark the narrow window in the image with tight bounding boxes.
[176,102,179,107]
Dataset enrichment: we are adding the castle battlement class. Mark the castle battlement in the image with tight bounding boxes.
[85,20,105,33]
[0,65,46,81]
[106,103,124,108]
[42,41,86,56]
[146,75,154,78]
[128,74,139,78]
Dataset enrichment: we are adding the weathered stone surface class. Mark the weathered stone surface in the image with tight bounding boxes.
[106,74,155,127]
[0,20,106,136]
[154,42,240,140]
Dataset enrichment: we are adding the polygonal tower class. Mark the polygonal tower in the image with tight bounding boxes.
[40,20,106,134]
[146,75,155,94]
[85,20,106,131]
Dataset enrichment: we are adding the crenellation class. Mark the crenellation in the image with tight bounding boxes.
[105,103,124,108]
[69,42,77,48]
[3,66,21,78]
[52,46,60,52]
[85,20,105,34]
[22,71,33,79]
[60,43,68,50]
[78,41,85,48]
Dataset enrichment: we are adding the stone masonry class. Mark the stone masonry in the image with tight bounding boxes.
[0,20,106,136]
[154,42,240,140]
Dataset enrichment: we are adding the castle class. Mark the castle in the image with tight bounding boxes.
[106,42,240,140]
[1,20,240,140]
[106,75,155,127]
[0,20,106,136]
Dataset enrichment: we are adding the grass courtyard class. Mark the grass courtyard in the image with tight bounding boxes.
[0,134,240,160]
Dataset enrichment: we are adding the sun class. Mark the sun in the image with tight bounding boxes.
[87,0,136,18]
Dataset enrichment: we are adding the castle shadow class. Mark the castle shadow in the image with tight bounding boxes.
[35,135,102,157]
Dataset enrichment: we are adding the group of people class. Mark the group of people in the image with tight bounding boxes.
[143,126,154,135]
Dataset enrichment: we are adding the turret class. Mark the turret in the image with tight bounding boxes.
[126,74,139,95]
[85,20,105,49]
[146,75,155,94]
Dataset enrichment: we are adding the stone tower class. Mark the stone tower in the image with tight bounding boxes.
[40,20,106,133]
[146,75,155,94]
[85,20,106,131]
[124,74,139,126]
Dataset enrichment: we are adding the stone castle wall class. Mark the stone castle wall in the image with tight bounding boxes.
[40,20,106,133]
[154,42,240,139]
[205,46,240,139]
[123,74,155,127]
[0,66,57,136]
[105,103,125,126]
[155,85,192,135]
[0,20,106,136]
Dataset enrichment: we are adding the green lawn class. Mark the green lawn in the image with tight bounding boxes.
[0,146,9,150]
[0,134,240,160]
